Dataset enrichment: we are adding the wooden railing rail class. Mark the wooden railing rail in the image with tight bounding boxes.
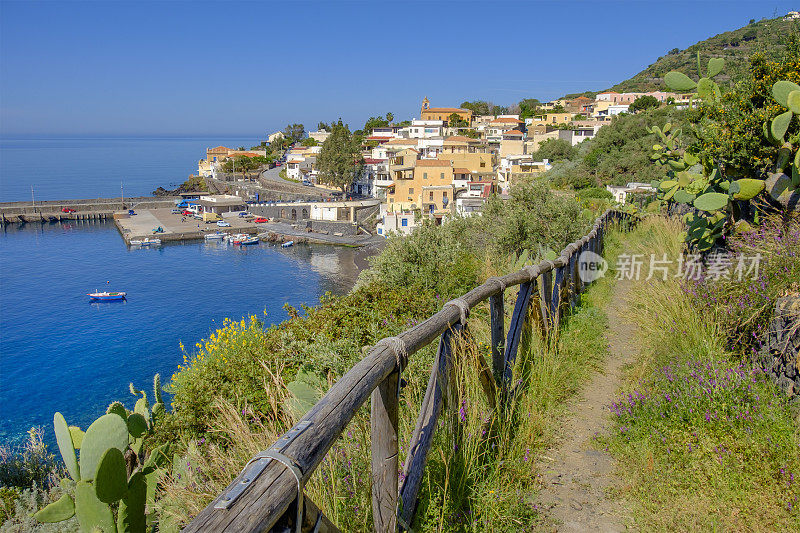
[184,209,636,533]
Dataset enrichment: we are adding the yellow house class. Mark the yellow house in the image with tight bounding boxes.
[420,97,473,125]
[544,112,574,125]
[437,151,493,177]
[387,158,454,218]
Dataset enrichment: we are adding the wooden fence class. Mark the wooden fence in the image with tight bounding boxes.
[184,209,636,532]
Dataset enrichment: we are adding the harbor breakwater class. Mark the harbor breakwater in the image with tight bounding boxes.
[0,196,178,223]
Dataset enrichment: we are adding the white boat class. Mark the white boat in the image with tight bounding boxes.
[140,238,161,246]
[129,240,142,246]
[281,240,294,248]
[204,232,226,240]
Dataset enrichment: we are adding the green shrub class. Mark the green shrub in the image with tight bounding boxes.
[576,186,613,200]
[481,181,588,256]
[0,428,63,490]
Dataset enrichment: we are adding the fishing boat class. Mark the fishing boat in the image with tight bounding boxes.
[88,291,127,301]
[129,237,161,246]
[281,240,294,248]
[240,237,259,245]
[229,234,249,245]
[204,232,226,240]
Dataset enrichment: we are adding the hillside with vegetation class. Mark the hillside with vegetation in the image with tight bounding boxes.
[1,14,799,533]
[605,16,798,93]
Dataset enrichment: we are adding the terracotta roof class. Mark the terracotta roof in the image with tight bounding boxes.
[385,138,418,145]
[490,117,522,124]
[208,146,229,152]
[571,96,593,102]
[363,158,387,164]
[227,152,262,158]
[424,107,471,114]
[503,129,524,136]
[453,167,472,174]
[444,136,474,143]
[416,159,452,167]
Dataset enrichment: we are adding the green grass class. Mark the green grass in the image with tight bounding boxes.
[603,216,800,531]
[155,226,624,531]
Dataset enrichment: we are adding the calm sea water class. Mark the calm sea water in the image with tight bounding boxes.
[0,137,259,202]
[0,138,359,445]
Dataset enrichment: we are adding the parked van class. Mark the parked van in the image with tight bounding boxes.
[202,212,221,223]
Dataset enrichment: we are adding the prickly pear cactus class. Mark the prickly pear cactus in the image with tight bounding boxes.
[35,375,171,532]
[648,57,787,251]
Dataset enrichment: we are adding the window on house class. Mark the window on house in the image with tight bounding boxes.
[409,188,414,194]
[443,191,448,199]
[440,172,444,179]
[429,192,434,200]
[480,162,485,167]
[423,172,427,179]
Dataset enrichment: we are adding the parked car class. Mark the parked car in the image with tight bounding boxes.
[61,207,76,213]
[275,161,282,167]
[171,208,181,214]
[181,210,193,216]
[238,211,250,218]
[254,217,268,223]
[217,221,231,227]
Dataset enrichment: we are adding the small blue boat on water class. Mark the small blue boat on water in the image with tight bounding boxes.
[88,291,127,301]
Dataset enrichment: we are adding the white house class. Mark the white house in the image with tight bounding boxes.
[308,130,331,144]
[558,122,603,146]
[606,182,656,204]
[376,203,418,237]
[399,120,445,139]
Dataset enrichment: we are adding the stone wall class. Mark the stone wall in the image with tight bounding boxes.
[753,295,800,397]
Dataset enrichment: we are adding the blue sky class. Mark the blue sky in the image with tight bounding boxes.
[0,0,796,137]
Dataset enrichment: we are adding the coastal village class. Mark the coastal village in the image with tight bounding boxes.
[189,91,688,241]
[2,4,799,533]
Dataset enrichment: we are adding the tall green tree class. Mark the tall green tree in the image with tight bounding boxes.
[518,98,541,119]
[283,123,305,143]
[629,95,660,113]
[316,122,364,193]
[447,113,468,127]
[460,100,492,116]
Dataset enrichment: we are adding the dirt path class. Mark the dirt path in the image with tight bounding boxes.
[534,280,636,532]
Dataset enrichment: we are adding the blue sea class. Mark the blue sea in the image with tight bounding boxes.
[0,136,261,202]
[0,138,360,445]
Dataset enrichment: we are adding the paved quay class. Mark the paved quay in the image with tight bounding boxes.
[114,208,380,247]
[114,208,259,244]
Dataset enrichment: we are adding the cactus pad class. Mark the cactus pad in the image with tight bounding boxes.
[33,493,75,523]
[79,413,129,481]
[126,413,148,438]
[69,426,85,449]
[693,192,729,212]
[54,412,80,481]
[106,401,127,420]
[118,471,147,533]
[75,480,115,533]
[94,448,128,504]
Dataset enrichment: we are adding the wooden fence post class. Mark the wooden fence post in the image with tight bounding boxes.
[371,371,399,533]
[539,269,553,332]
[398,325,461,529]
[569,249,579,308]
[489,291,505,384]
[501,281,533,398]
[550,263,564,330]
